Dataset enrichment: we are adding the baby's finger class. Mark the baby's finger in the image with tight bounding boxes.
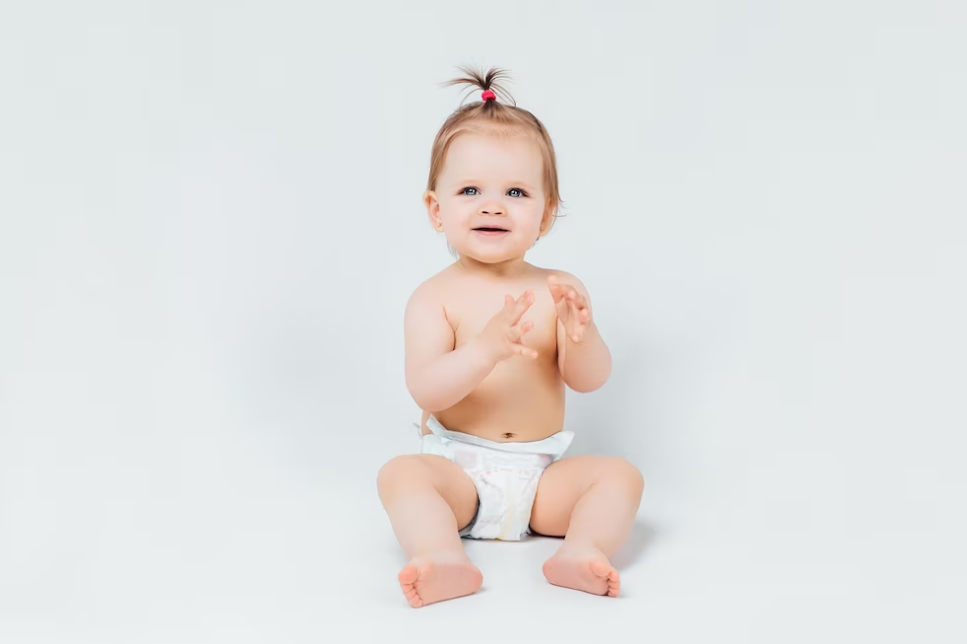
[547,280,565,303]
[514,344,539,359]
[568,302,586,342]
[567,321,584,342]
[568,298,582,318]
[509,289,535,325]
[569,296,589,317]
[566,289,585,307]
[554,297,571,322]
[509,319,533,343]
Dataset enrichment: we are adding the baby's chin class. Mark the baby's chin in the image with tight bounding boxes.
[454,241,535,261]
[458,249,531,264]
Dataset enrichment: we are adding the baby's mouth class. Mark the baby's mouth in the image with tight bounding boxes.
[473,227,509,235]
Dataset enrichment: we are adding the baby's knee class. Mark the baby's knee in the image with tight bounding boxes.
[377,455,429,496]
[601,457,645,494]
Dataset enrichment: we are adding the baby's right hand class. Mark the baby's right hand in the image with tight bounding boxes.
[476,289,539,363]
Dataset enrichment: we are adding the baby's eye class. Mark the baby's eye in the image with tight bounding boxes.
[508,188,527,198]
[461,187,479,196]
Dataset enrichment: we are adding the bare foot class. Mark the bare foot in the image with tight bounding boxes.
[397,552,483,608]
[542,544,621,597]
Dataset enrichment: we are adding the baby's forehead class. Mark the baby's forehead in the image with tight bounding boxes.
[442,132,544,181]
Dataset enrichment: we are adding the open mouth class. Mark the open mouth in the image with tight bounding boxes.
[473,227,509,236]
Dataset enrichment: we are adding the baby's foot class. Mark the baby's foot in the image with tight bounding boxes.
[542,544,621,597]
[398,552,483,608]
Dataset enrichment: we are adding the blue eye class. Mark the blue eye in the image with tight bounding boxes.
[460,187,528,197]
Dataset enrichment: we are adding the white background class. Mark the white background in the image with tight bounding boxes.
[1,1,965,642]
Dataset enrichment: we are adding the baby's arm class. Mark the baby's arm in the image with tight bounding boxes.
[404,282,496,413]
[552,272,612,393]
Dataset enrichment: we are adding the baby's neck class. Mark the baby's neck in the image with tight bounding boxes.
[456,255,536,280]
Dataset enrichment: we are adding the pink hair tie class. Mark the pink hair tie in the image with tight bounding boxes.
[481,89,496,102]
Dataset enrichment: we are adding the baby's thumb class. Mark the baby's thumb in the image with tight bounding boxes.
[519,346,538,359]
[555,298,569,318]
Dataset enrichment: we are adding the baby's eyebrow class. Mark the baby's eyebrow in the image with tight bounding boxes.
[455,179,538,189]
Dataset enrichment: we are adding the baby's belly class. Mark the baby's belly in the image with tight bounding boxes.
[429,368,567,443]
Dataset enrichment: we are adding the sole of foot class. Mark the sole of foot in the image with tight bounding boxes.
[542,545,620,597]
[398,553,483,608]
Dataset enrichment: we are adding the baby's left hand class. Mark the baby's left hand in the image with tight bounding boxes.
[548,275,593,343]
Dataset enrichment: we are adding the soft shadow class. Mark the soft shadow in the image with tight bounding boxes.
[610,519,658,570]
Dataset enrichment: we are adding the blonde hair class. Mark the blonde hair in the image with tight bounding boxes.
[427,65,563,234]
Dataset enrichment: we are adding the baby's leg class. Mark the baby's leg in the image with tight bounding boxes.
[377,454,481,607]
[530,456,644,597]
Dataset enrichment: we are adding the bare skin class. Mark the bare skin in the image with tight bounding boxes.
[377,453,482,607]
[420,262,568,444]
[377,132,644,607]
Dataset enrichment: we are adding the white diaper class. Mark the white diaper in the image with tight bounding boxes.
[416,416,574,541]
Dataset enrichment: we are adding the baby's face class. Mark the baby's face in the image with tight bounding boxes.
[428,133,546,264]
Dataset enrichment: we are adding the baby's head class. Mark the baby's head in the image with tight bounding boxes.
[423,66,561,265]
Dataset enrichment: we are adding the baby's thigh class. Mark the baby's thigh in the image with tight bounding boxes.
[530,455,640,536]
[377,454,478,527]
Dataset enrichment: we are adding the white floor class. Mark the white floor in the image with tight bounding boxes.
[1,410,963,644]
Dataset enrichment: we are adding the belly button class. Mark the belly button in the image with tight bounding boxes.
[503,432,515,439]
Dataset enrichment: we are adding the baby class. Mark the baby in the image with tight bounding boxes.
[377,66,645,608]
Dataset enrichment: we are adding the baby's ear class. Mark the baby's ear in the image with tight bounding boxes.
[424,190,442,230]
[538,208,556,237]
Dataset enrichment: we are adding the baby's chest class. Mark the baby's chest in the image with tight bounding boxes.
[450,297,559,353]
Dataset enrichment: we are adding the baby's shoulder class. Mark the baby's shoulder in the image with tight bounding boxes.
[537,266,589,294]
[540,266,573,280]
[405,266,462,309]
